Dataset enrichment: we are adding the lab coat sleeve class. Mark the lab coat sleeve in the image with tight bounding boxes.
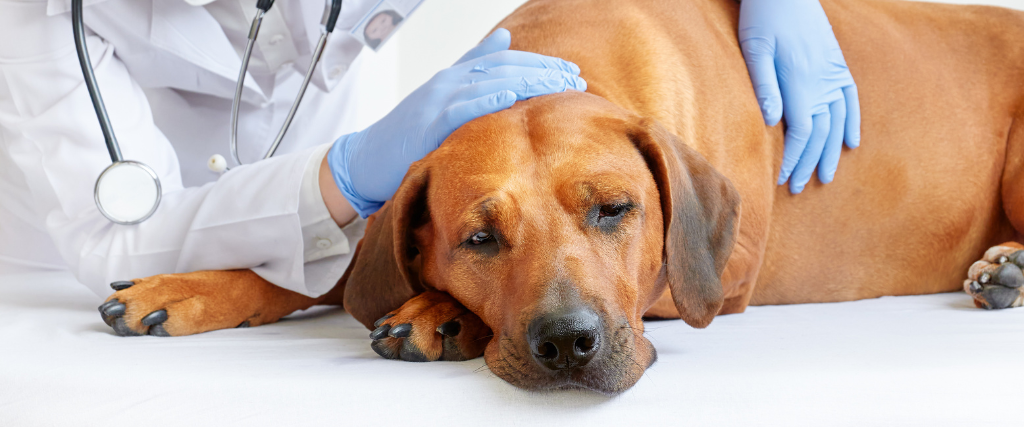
[0,1,361,298]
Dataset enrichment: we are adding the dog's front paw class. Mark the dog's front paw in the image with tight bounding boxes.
[369,291,491,362]
[964,245,1024,309]
[98,271,271,337]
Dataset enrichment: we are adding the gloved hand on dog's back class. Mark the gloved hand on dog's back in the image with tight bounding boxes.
[739,0,861,194]
[328,28,587,217]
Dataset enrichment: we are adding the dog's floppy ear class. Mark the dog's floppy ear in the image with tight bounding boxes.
[629,118,741,328]
[340,164,431,329]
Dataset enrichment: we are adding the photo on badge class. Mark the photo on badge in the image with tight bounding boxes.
[351,0,424,52]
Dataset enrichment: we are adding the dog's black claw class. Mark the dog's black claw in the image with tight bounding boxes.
[993,263,1024,288]
[112,318,142,337]
[389,323,412,338]
[969,281,983,293]
[98,300,119,327]
[374,314,394,328]
[371,339,399,359]
[98,300,119,314]
[141,310,168,326]
[109,281,135,291]
[237,320,250,328]
[437,321,461,337]
[148,324,171,337]
[101,302,126,317]
[370,325,391,340]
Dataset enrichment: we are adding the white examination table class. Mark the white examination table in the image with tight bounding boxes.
[1,270,1021,426]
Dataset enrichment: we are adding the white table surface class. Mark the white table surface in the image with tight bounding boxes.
[1,270,1021,426]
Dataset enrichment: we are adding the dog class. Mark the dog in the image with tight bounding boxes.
[98,0,1024,394]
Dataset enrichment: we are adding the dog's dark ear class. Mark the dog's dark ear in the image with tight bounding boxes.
[340,165,431,329]
[629,118,741,328]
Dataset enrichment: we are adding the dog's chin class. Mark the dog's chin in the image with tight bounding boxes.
[484,329,657,395]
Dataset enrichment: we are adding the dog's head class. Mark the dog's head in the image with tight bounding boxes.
[342,91,739,394]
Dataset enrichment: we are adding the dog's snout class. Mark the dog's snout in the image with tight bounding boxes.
[528,308,602,370]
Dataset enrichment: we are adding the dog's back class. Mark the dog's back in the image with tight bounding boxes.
[498,0,1024,305]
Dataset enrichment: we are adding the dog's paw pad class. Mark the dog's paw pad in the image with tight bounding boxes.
[966,248,1024,309]
[369,291,490,362]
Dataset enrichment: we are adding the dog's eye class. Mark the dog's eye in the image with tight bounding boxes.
[468,231,492,245]
[463,230,499,257]
[591,202,633,232]
[599,204,625,218]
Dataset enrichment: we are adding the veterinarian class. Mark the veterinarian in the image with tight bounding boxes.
[0,0,858,298]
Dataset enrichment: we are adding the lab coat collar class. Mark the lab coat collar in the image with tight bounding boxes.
[47,0,268,104]
[46,0,113,15]
[149,0,267,104]
[47,0,217,14]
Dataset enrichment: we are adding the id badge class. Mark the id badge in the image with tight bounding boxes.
[351,0,425,51]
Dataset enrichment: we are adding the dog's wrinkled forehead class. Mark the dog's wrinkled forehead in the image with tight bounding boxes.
[424,91,642,204]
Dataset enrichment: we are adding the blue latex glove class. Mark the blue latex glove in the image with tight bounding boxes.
[739,0,861,194]
[328,28,586,216]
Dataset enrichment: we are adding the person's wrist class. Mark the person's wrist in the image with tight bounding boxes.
[318,153,358,227]
[327,131,385,218]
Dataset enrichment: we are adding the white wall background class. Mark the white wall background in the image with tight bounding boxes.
[348,0,531,131]
[349,0,1024,131]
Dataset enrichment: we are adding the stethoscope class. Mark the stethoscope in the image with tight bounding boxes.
[73,0,343,225]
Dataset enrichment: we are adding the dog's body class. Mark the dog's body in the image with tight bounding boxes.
[499,0,1024,315]
[99,0,1024,393]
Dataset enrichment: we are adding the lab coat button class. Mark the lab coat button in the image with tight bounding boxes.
[316,238,331,249]
[329,66,345,79]
[269,34,285,45]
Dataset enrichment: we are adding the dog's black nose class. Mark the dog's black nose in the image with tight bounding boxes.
[528,308,601,370]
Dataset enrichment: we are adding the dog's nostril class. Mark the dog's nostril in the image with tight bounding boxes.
[537,342,558,360]
[528,307,603,370]
[575,336,595,354]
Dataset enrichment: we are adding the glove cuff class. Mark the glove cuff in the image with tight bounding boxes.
[327,133,385,218]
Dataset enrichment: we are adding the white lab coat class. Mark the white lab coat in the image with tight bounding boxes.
[0,0,383,298]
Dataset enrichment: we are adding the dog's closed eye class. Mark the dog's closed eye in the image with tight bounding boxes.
[463,230,499,256]
[468,231,493,245]
[590,202,635,232]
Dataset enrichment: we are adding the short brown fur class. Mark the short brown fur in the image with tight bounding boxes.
[105,0,1024,394]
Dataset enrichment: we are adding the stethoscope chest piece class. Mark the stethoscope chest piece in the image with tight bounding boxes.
[94,161,162,225]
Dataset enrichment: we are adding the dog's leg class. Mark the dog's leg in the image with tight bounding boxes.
[969,110,1024,309]
[367,290,491,362]
[963,243,1024,309]
[99,270,330,336]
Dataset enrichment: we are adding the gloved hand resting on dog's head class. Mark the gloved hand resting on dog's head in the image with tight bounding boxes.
[328,28,587,217]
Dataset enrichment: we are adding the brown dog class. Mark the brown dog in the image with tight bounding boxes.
[99,0,1024,394]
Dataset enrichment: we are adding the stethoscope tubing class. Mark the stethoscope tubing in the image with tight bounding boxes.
[71,0,122,164]
[230,0,342,167]
[229,8,267,167]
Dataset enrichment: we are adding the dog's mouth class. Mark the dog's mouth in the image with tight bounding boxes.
[486,320,657,395]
